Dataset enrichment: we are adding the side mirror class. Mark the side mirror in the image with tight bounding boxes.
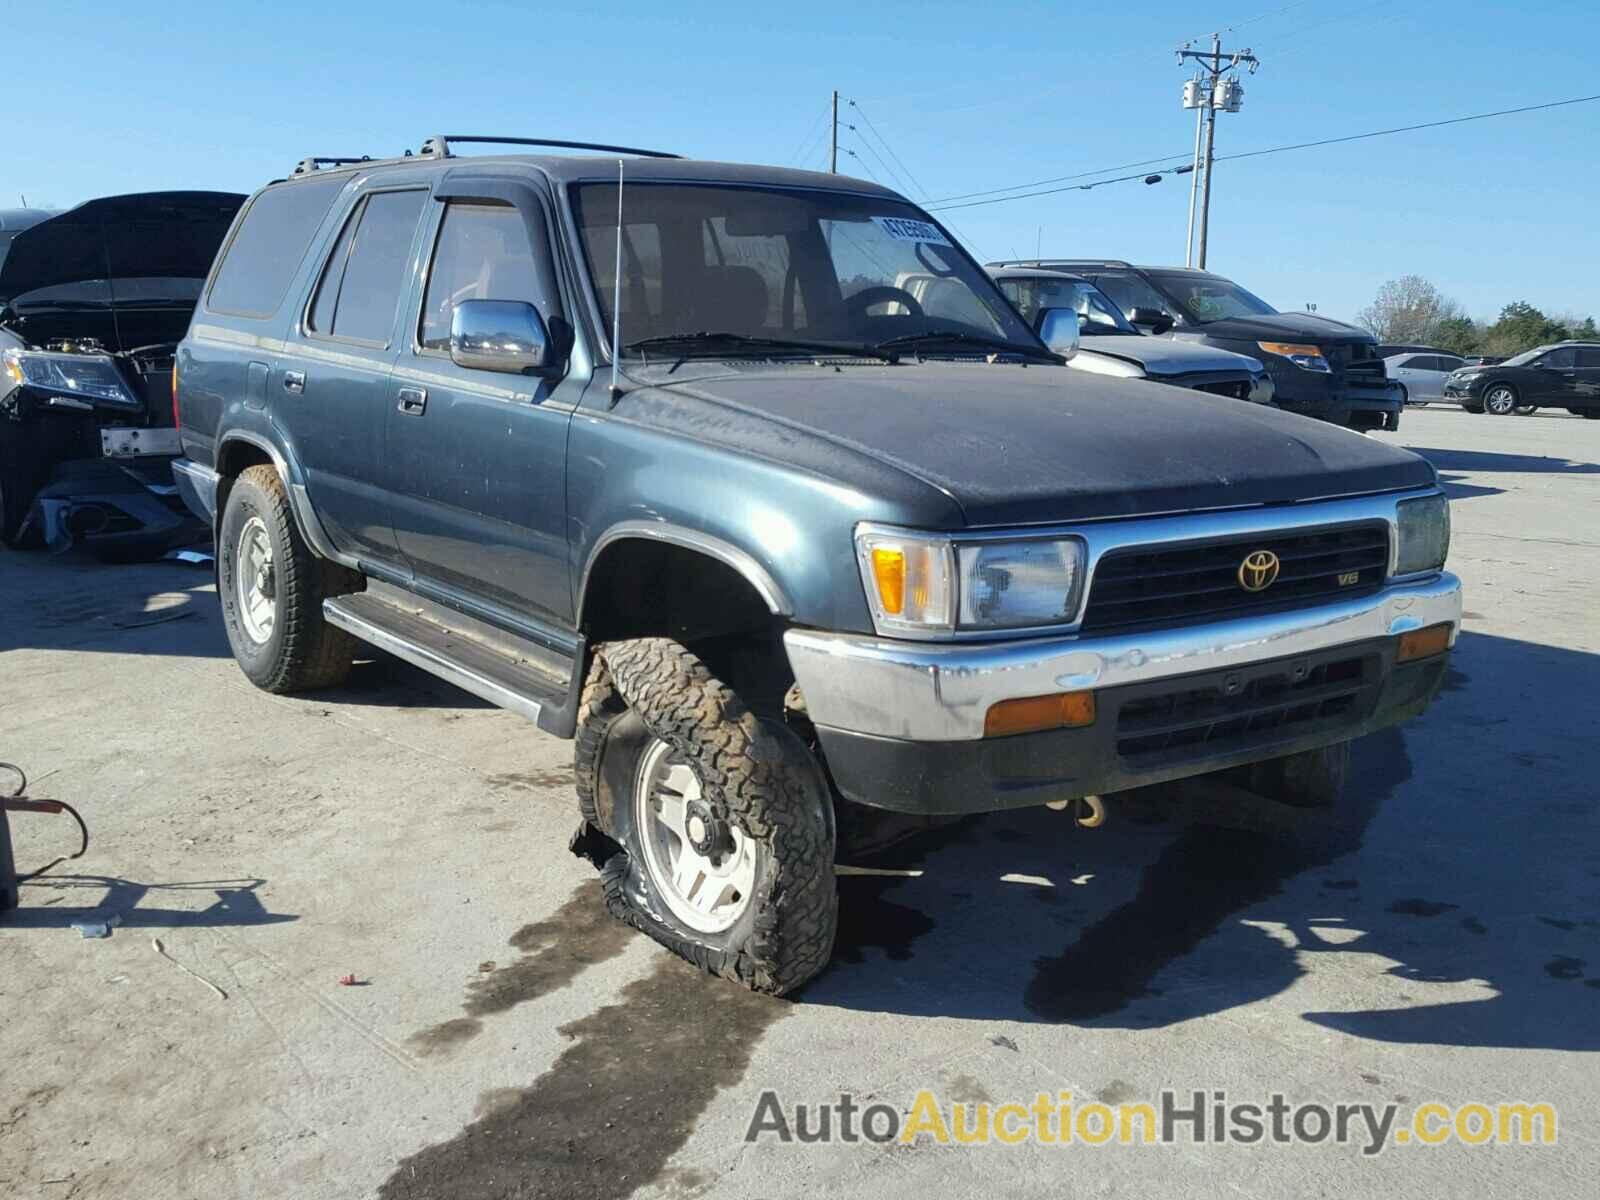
[1127,306,1174,334]
[450,299,552,375]
[1036,307,1080,361]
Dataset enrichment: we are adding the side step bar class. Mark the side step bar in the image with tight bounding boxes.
[323,591,584,737]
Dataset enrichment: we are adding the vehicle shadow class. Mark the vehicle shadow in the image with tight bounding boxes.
[1407,447,1600,476]
[3,874,297,930]
[0,547,229,657]
[804,629,1600,1052]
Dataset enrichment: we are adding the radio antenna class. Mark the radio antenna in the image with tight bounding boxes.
[609,159,624,401]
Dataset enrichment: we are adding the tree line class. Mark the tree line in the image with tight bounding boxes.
[1355,275,1597,357]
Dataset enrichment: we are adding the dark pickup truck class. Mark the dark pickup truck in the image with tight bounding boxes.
[172,137,1460,994]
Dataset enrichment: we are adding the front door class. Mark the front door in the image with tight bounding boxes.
[281,186,428,563]
[385,194,579,630]
[1533,346,1580,404]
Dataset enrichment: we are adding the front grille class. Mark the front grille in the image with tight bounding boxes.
[1331,342,1386,380]
[1116,652,1374,763]
[1080,521,1389,634]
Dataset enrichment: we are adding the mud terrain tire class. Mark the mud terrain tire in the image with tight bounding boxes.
[572,639,837,995]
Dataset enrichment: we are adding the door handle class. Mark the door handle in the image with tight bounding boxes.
[397,386,428,415]
[283,371,306,394]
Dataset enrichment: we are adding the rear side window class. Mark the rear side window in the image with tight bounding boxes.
[418,203,546,350]
[1577,348,1600,368]
[207,178,342,318]
[307,190,425,345]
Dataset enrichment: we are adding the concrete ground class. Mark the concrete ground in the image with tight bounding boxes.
[2,405,1596,1199]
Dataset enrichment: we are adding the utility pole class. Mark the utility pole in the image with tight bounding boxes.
[1177,36,1258,268]
[830,89,839,174]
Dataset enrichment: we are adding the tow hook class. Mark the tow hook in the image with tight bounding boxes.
[1047,794,1108,828]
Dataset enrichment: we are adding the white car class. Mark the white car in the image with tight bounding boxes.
[1384,351,1467,406]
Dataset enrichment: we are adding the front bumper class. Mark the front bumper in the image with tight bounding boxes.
[1274,379,1403,429]
[785,571,1460,813]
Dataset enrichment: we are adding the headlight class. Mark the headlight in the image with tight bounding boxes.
[1,349,141,410]
[854,523,1086,635]
[1257,341,1331,373]
[958,538,1085,629]
[1395,494,1450,575]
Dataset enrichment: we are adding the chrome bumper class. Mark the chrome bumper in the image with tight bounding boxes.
[784,571,1461,742]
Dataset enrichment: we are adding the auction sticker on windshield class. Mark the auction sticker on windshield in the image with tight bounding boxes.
[872,216,952,246]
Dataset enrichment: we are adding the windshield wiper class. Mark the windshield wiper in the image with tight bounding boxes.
[625,331,890,361]
[871,330,1055,361]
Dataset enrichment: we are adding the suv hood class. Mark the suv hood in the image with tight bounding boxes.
[0,191,242,349]
[1079,333,1260,377]
[628,362,1435,527]
[1178,311,1373,345]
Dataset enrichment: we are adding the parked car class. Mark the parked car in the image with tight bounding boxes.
[0,191,243,552]
[1442,341,1600,417]
[1384,351,1467,406]
[0,207,59,273]
[173,137,1460,995]
[986,265,1271,403]
[993,259,1403,432]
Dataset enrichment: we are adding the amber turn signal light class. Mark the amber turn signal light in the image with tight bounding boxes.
[984,691,1097,738]
[1397,622,1452,663]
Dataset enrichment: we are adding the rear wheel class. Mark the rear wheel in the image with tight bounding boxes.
[1483,384,1518,415]
[573,638,837,995]
[217,464,359,692]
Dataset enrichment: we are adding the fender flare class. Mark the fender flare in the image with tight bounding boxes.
[215,430,356,569]
[577,521,793,619]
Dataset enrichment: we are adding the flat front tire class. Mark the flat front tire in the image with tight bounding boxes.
[217,464,358,692]
[573,638,837,995]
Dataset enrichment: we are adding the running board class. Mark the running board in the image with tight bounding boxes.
[323,592,582,736]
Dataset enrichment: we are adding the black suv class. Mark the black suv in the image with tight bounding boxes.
[171,137,1459,994]
[1442,342,1600,417]
[995,260,1402,432]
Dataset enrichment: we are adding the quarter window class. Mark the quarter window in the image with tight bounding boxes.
[307,190,425,345]
[419,203,546,351]
[207,178,342,318]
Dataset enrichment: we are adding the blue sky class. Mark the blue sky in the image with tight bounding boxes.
[10,0,1596,323]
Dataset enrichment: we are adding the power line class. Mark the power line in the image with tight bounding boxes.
[848,100,932,199]
[926,152,1195,208]
[791,101,832,168]
[843,99,988,259]
[1182,0,1317,42]
[925,92,1600,212]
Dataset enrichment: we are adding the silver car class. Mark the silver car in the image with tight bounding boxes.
[1384,351,1467,405]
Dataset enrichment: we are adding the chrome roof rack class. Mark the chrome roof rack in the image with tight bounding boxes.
[418,134,681,160]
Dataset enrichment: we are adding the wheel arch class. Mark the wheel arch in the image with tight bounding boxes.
[214,431,352,567]
[578,526,791,651]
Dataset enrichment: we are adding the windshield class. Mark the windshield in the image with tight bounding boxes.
[1502,346,1554,367]
[997,275,1136,335]
[1144,271,1277,324]
[571,183,1039,357]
